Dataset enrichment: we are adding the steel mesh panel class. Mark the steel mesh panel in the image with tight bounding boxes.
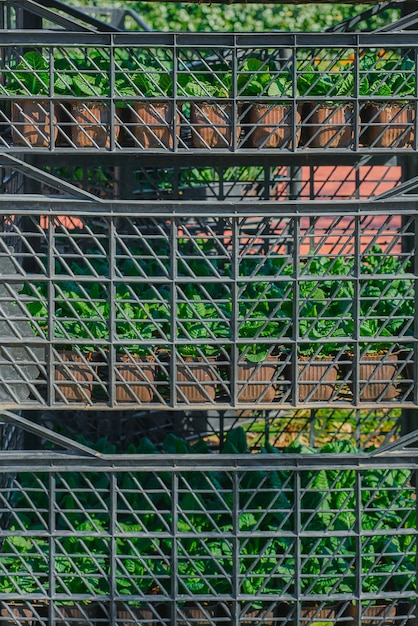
[0,205,413,410]
[0,452,416,625]
[0,36,416,154]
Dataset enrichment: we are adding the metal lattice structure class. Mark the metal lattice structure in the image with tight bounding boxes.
[0,198,415,411]
[0,32,417,155]
[0,444,417,626]
[0,2,418,625]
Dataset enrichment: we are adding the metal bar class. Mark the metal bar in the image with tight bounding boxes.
[371,175,418,200]
[325,1,399,32]
[8,0,94,32]
[375,7,418,30]
[0,154,105,202]
[0,410,104,457]
[368,428,418,454]
[41,0,122,32]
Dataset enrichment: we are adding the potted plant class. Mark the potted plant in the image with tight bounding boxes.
[342,330,400,403]
[55,49,120,149]
[293,317,347,403]
[53,282,108,403]
[53,519,108,625]
[175,450,232,624]
[359,51,415,148]
[239,57,300,149]
[340,245,412,401]
[115,521,169,625]
[114,286,165,404]
[0,534,49,625]
[175,296,229,403]
[283,271,350,402]
[297,59,355,148]
[126,59,176,149]
[5,50,69,147]
[236,317,282,403]
[181,66,234,148]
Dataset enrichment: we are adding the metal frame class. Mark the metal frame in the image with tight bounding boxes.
[0,195,414,411]
[0,435,416,625]
[1,31,418,159]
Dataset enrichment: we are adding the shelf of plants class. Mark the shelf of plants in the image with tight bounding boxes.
[0,196,415,411]
[1,4,418,626]
[0,31,417,154]
[0,431,417,626]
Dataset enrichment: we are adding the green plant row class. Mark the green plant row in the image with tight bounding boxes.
[2,429,415,601]
[3,50,415,102]
[21,244,414,362]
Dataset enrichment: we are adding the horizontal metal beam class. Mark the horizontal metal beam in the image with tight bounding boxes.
[0,195,417,216]
[1,29,418,47]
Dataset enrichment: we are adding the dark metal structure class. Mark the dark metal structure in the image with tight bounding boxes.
[0,1,417,624]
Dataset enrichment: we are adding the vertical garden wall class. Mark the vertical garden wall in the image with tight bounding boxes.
[0,1,417,625]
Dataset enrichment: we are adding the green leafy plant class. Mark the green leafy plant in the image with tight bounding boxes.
[297,61,354,104]
[54,48,111,98]
[180,62,232,98]
[4,51,72,96]
[130,62,173,98]
[298,281,348,359]
[359,52,415,100]
[115,286,168,358]
[239,57,292,99]
[177,294,230,359]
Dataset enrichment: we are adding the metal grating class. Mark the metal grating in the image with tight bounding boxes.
[0,199,414,411]
[0,32,417,154]
[0,447,416,625]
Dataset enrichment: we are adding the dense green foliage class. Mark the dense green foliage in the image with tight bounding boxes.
[2,428,416,599]
[68,1,399,33]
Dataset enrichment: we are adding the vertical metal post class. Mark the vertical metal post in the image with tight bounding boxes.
[400,155,418,435]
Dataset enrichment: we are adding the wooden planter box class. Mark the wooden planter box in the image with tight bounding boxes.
[131,101,176,148]
[341,353,400,401]
[177,602,219,626]
[190,102,233,148]
[68,101,117,148]
[247,103,301,149]
[54,603,97,625]
[116,603,167,626]
[360,103,414,148]
[237,359,278,403]
[177,358,218,403]
[115,354,156,403]
[55,350,94,402]
[11,99,58,147]
[302,104,354,148]
[344,602,397,626]
[290,358,339,402]
[0,603,34,626]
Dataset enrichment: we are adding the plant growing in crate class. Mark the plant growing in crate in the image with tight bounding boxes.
[22,279,107,403]
[126,56,175,149]
[114,286,167,404]
[115,521,170,623]
[281,264,352,402]
[54,48,119,148]
[180,64,234,148]
[176,294,230,403]
[236,281,289,403]
[297,59,355,148]
[359,51,415,148]
[341,245,414,401]
[5,51,71,147]
[239,57,299,149]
